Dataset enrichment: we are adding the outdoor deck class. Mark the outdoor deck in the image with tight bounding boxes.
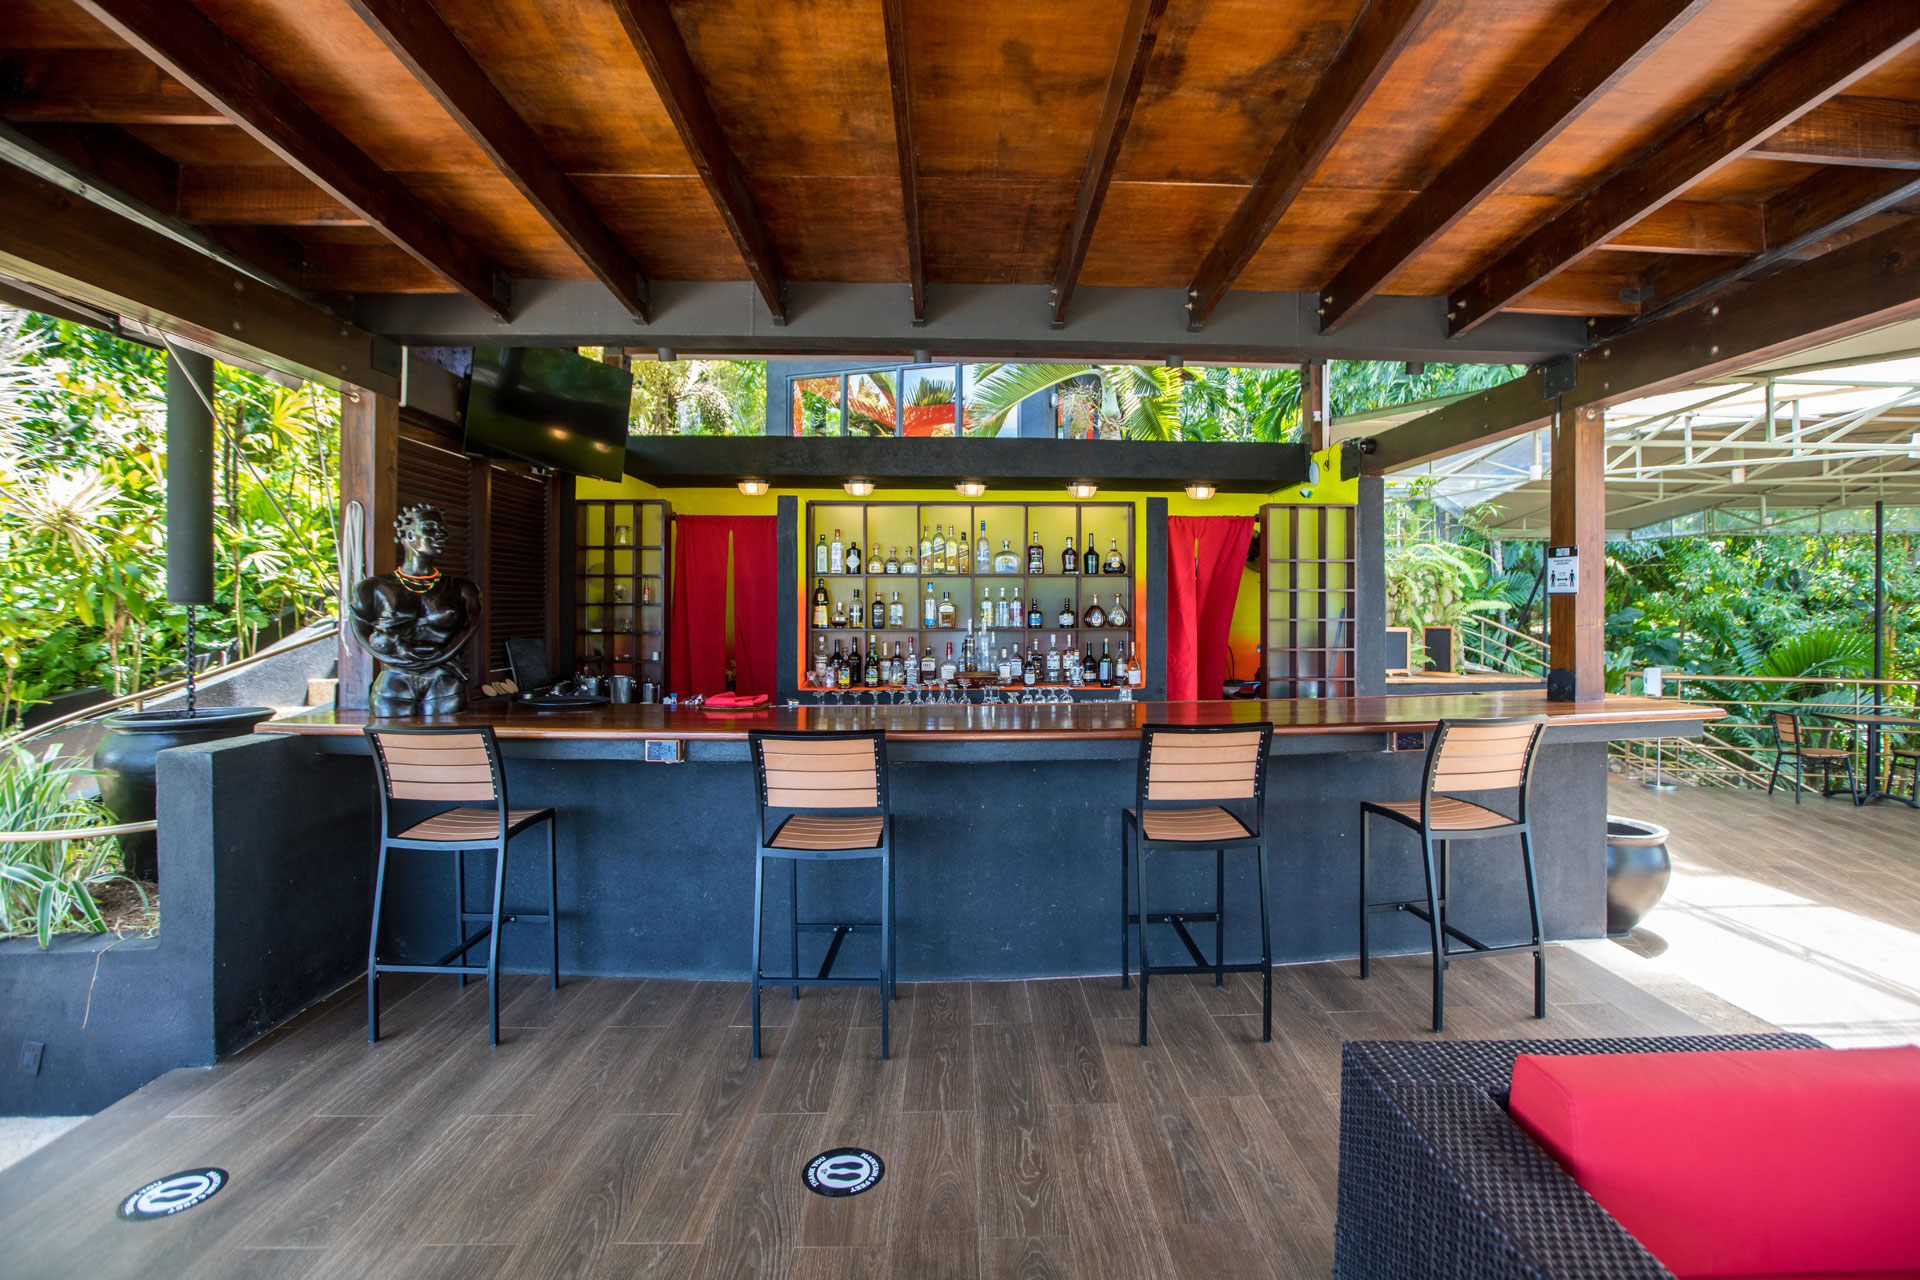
[1,776,1911,1280]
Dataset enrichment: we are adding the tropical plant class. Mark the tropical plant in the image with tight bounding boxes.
[628,359,765,435]
[966,363,1184,440]
[0,743,139,947]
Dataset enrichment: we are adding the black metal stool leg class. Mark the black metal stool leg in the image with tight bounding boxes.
[1256,838,1273,1043]
[880,845,892,1061]
[367,842,391,1043]
[790,860,800,1002]
[1358,813,1370,980]
[547,820,559,990]
[1521,826,1546,1018]
[455,846,467,990]
[1214,847,1226,988]
[1767,750,1781,795]
[1119,815,1131,991]
[487,841,507,1046]
[1136,839,1152,1047]
[1421,836,1444,1034]
[750,855,765,1060]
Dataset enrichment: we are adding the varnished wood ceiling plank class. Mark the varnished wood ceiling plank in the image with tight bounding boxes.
[345,0,651,320]
[880,0,925,324]
[609,0,787,323]
[1317,0,1711,332]
[1748,95,1920,168]
[1447,0,1920,337]
[0,49,223,125]
[1184,0,1438,331]
[1049,0,1169,328]
[1600,200,1765,256]
[177,166,359,225]
[68,0,512,317]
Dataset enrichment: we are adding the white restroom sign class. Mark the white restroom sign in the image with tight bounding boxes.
[1546,546,1579,595]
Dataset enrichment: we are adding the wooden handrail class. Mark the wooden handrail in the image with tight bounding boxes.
[0,819,156,844]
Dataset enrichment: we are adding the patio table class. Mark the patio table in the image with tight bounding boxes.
[1812,710,1920,808]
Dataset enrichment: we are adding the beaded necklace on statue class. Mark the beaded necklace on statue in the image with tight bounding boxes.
[394,567,441,595]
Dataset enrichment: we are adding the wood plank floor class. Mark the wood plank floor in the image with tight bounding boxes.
[0,947,1711,1280]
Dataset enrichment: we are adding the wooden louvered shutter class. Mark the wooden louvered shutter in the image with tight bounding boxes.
[484,468,550,683]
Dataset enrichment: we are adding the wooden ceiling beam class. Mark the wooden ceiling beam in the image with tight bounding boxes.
[880,0,925,326]
[69,0,512,318]
[1366,213,1920,473]
[1185,0,1438,331]
[0,49,223,125]
[1748,95,1920,168]
[1050,0,1170,329]
[1447,0,1920,336]
[1600,200,1765,256]
[610,0,787,324]
[1765,164,1920,254]
[177,166,360,225]
[344,0,650,321]
[1319,0,1709,332]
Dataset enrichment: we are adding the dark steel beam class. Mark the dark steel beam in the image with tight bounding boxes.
[1447,0,1920,335]
[1318,0,1709,332]
[70,0,513,318]
[880,0,925,326]
[1051,0,1170,328]
[165,345,215,604]
[1184,0,1437,331]
[345,0,651,321]
[1366,214,1920,472]
[611,0,788,324]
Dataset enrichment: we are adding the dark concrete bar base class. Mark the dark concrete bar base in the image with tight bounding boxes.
[210,730,1616,985]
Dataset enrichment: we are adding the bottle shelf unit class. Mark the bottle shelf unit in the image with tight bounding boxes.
[575,498,670,685]
[804,500,1139,687]
[1260,503,1356,699]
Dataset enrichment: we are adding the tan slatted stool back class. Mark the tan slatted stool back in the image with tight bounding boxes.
[1144,727,1268,809]
[1427,718,1542,813]
[747,730,894,1062]
[368,729,501,814]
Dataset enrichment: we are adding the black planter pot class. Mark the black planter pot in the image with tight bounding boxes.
[94,707,273,881]
[1605,816,1672,936]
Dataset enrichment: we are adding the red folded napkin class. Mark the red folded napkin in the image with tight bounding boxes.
[703,692,769,707]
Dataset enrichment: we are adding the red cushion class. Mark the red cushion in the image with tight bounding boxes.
[1509,1047,1920,1278]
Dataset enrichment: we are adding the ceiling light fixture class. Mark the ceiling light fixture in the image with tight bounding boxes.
[955,481,986,498]
[1066,481,1099,499]
[843,479,875,497]
[1185,482,1217,501]
[737,479,770,496]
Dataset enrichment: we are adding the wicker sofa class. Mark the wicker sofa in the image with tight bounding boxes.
[1333,1034,1825,1280]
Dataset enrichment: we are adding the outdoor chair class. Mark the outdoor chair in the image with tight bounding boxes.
[747,730,896,1060]
[1359,716,1547,1033]
[1121,721,1276,1047]
[1765,709,1856,803]
[363,725,558,1046]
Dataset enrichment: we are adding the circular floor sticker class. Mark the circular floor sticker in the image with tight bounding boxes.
[119,1168,228,1220]
[803,1147,884,1198]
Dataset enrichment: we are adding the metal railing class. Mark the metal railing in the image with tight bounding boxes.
[1610,673,1920,794]
[1459,616,1547,676]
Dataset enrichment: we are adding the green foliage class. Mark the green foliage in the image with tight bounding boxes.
[0,306,340,727]
[629,359,765,435]
[0,743,136,947]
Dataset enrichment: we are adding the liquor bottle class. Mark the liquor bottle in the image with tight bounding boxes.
[1027,597,1042,629]
[922,524,936,573]
[836,642,851,689]
[1024,640,1040,684]
[1108,593,1128,628]
[1127,642,1143,687]
[1062,536,1077,574]
[1058,597,1075,628]
[996,648,1012,682]
[931,524,946,572]
[832,595,848,629]
[921,645,936,681]
[893,641,908,685]
[976,520,991,573]
[1099,641,1114,687]
[870,592,886,630]
[994,540,1019,574]
[1083,596,1106,629]
[886,545,899,574]
[830,528,845,575]
[937,591,957,628]
[1028,532,1045,574]
[923,582,938,626]
[865,639,880,687]
[1046,635,1062,680]
[871,542,882,574]
[812,578,830,629]
[979,592,994,629]
[847,541,863,576]
[946,525,960,575]
[851,588,863,628]
[814,637,830,687]
[1083,533,1098,576]
[940,643,957,682]
[960,628,973,674]
[815,531,829,574]
[1085,642,1099,686]
[1010,646,1025,682]
[903,642,919,687]
[889,590,905,628]
[1104,538,1126,574]
[997,587,1011,627]
[847,636,862,687]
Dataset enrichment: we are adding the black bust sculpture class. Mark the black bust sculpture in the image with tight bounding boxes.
[348,503,482,716]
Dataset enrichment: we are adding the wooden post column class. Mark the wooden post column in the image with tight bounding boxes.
[1303,360,1332,452]
[337,386,398,710]
[1548,401,1604,702]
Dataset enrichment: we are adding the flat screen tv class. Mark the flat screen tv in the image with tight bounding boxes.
[464,347,631,481]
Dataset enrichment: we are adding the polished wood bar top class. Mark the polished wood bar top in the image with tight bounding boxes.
[265,692,1718,743]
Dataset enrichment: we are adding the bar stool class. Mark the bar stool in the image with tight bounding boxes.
[1121,721,1276,1047]
[748,730,895,1060]
[1359,716,1546,1034]
[364,725,557,1046]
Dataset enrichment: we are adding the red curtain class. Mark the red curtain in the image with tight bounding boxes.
[1167,515,1255,701]
[669,515,779,698]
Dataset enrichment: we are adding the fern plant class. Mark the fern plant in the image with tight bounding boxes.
[0,743,141,947]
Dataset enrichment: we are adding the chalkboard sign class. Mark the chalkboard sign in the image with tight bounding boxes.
[1384,627,1412,676]
[1422,625,1457,675]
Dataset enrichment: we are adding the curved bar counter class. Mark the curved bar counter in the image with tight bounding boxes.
[190,694,1716,991]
